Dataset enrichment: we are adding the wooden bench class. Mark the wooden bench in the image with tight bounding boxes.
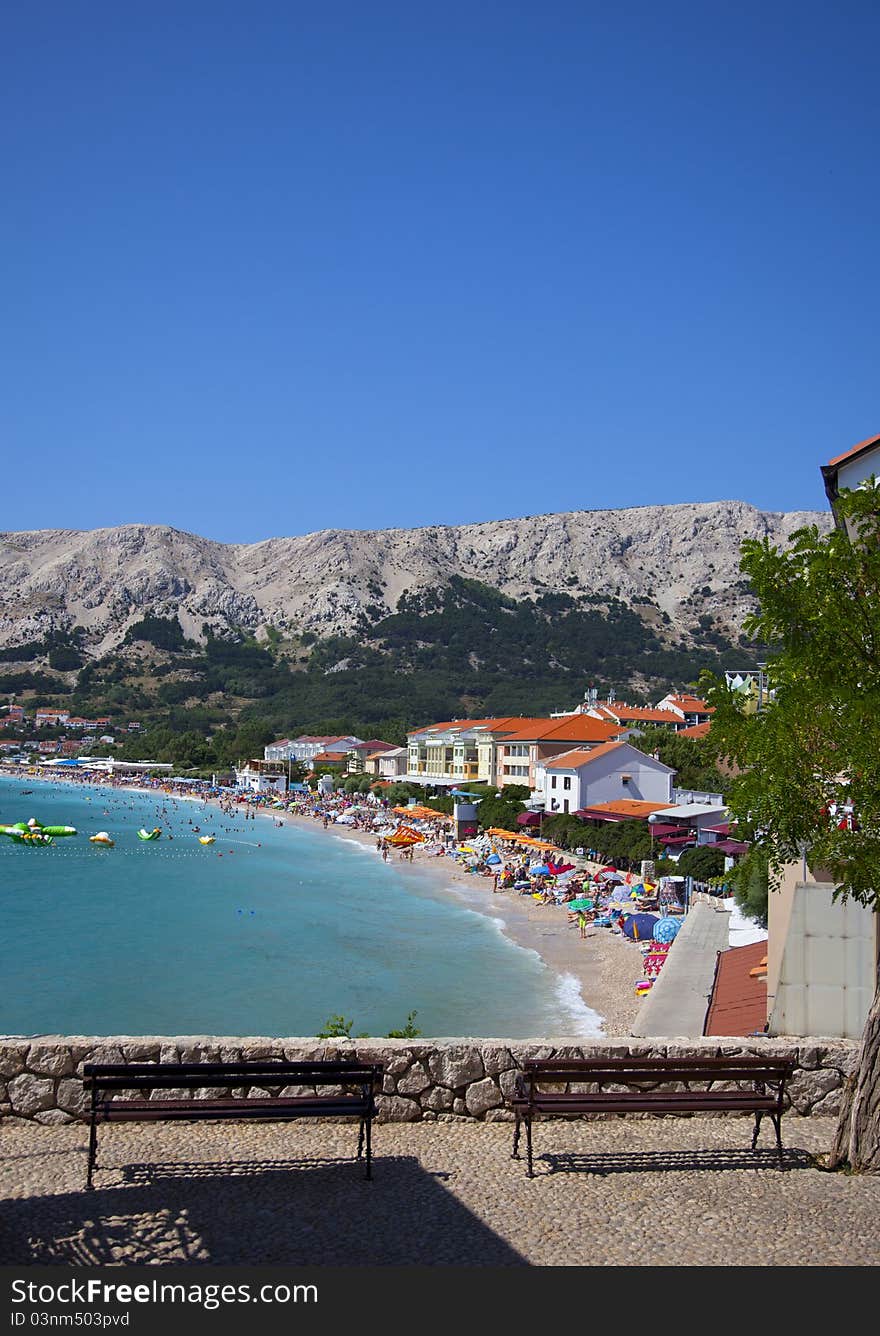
[82,1059,383,1188]
[509,1055,795,1177]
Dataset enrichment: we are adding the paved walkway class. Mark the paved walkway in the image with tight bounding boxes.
[632,900,731,1037]
[2,1116,879,1266]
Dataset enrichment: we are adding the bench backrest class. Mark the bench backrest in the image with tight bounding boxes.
[83,1061,383,1094]
[521,1056,794,1089]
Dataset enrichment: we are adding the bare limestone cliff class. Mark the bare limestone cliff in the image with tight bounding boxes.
[0,502,831,654]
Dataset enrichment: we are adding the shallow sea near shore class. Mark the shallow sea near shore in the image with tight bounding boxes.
[0,774,637,1038]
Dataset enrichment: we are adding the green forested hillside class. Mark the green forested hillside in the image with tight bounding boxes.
[0,579,757,764]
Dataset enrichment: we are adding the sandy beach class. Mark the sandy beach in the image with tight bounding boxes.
[279,805,645,1036]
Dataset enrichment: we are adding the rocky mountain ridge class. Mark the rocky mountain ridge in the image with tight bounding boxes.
[0,501,831,655]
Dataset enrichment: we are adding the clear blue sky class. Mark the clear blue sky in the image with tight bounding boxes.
[3,2,878,542]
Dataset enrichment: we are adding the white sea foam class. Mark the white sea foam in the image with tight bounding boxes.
[459,906,508,934]
[554,972,605,1037]
[334,837,376,855]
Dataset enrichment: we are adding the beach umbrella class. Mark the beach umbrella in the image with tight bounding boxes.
[566,898,594,911]
[529,864,551,876]
[486,853,502,865]
[653,917,682,943]
[620,913,659,941]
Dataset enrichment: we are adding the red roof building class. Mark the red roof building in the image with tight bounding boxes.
[704,942,768,1036]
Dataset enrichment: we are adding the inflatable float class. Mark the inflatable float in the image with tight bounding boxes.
[137,828,161,841]
[1,818,76,845]
[198,835,215,844]
[1,825,54,845]
[90,832,114,847]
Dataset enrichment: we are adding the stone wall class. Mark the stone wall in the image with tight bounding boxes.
[0,1036,858,1125]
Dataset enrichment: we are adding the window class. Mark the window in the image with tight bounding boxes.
[551,776,557,789]
[563,776,571,790]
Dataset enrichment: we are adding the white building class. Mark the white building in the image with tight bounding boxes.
[535,741,675,815]
[374,747,408,779]
[234,759,288,794]
[264,734,363,764]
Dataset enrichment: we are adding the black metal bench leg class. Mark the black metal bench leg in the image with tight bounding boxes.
[751,1111,763,1150]
[364,1116,372,1181]
[357,1117,365,1159]
[86,1113,98,1190]
[512,1115,521,1160]
[771,1112,783,1163]
[525,1117,534,1179]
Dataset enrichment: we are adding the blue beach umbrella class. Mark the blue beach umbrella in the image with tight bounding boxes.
[653,917,682,943]
[620,913,659,941]
[486,853,502,865]
[529,864,551,876]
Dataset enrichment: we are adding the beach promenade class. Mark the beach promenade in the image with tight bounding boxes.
[2,1115,877,1266]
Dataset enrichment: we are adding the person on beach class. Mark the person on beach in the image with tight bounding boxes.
[577,910,588,939]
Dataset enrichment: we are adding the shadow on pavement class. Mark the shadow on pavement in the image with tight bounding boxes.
[533,1146,817,1177]
[0,1155,526,1266]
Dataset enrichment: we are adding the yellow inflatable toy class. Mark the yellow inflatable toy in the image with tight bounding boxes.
[198,835,215,845]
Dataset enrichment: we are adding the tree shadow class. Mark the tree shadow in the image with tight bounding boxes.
[532,1146,817,1177]
[0,1155,525,1266]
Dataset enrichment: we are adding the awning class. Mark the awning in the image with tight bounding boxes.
[659,832,695,845]
[713,839,750,854]
[648,823,684,837]
[516,811,542,826]
[574,808,630,823]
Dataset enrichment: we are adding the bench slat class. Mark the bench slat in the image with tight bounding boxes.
[96,1096,371,1122]
[511,1092,779,1113]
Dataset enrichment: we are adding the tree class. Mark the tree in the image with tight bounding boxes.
[703,483,880,1172]
[628,725,725,794]
[674,844,726,881]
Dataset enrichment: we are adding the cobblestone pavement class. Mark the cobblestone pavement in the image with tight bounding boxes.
[1,1117,878,1266]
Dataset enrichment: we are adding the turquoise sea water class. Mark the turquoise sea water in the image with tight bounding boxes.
[0,776,600,1038]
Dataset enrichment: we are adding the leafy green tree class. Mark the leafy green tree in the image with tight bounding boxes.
[628,725,725,794]
[675,844,726,881]
[704,484,880,1172]
[48,644,83,671]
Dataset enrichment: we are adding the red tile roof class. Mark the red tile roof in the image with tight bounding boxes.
[704,942,767,1036]
[596,705,681,725]
[678,721,712,738]
[578,799,671,819]
[543,741,627,770]
[826,431,880,468]
[666,694,713,713]
[498,717,622,744]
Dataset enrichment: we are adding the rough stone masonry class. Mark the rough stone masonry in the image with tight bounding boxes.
[0,1036,858,1124]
